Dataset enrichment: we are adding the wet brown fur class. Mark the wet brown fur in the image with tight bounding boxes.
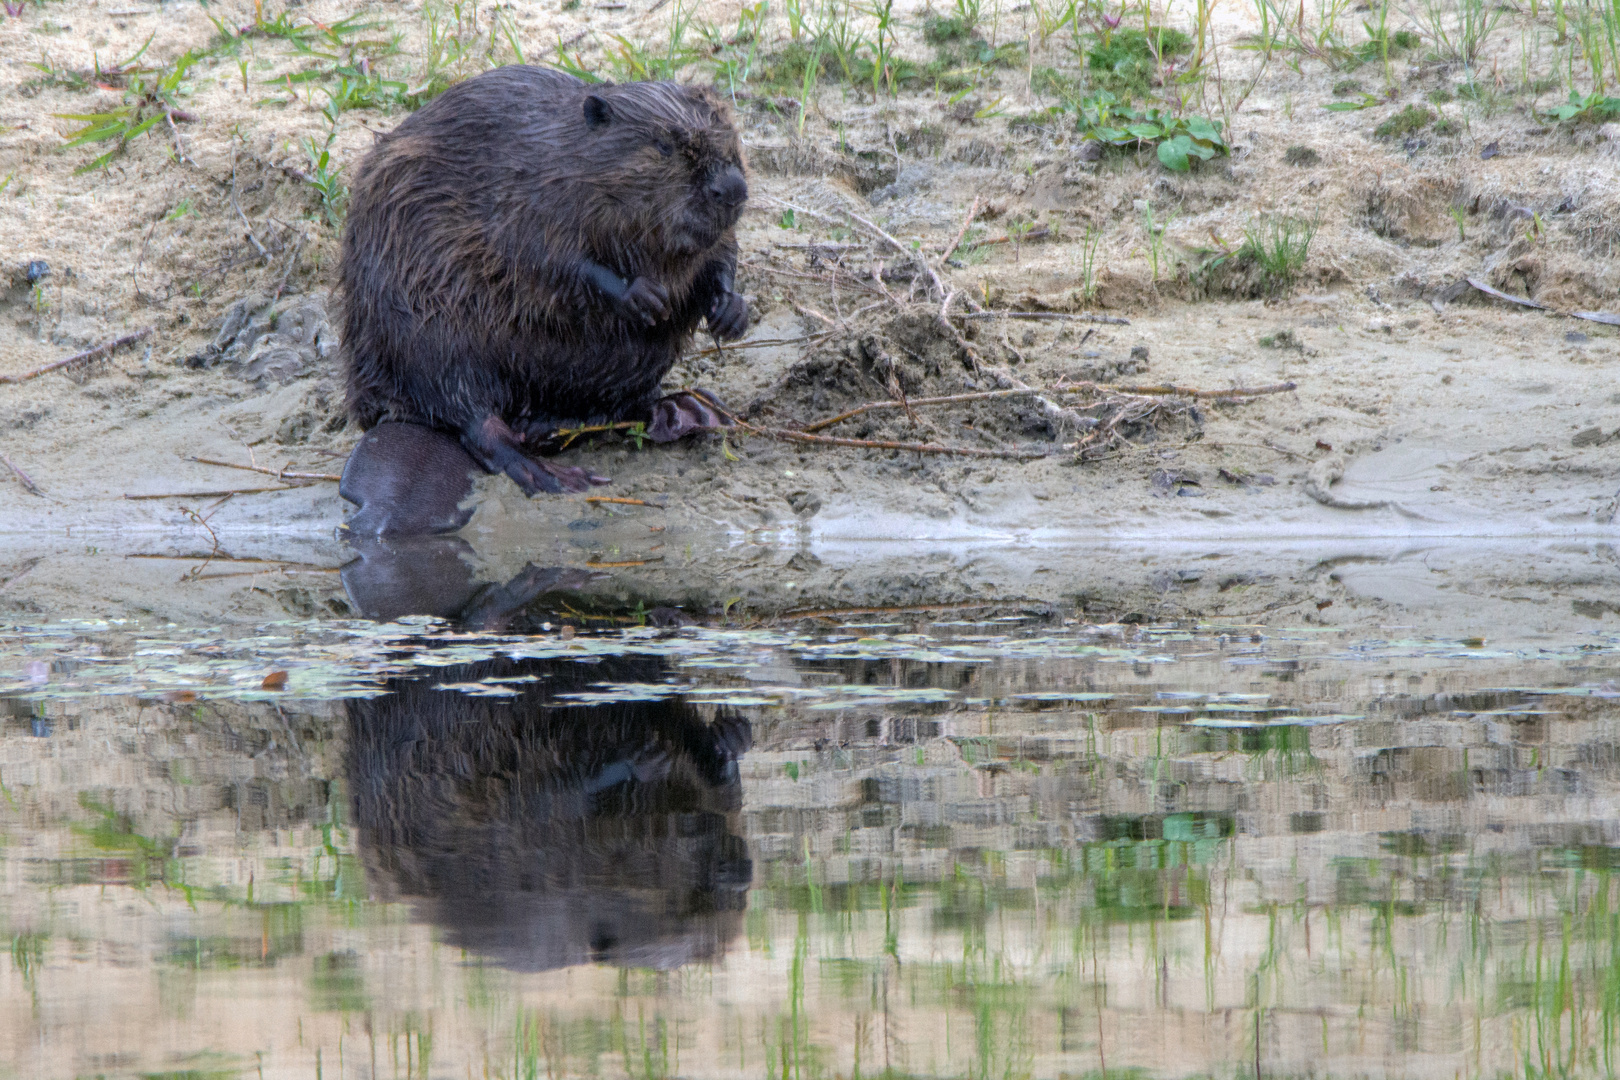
[339,66,748,491]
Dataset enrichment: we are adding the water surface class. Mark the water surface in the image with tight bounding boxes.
[4,610,1620,1079]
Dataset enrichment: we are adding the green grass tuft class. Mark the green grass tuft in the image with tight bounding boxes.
[1374,104,1435,138]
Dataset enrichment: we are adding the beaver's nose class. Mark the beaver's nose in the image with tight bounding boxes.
[706,166,747,208]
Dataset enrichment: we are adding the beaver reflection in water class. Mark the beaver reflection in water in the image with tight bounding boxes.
[346,655,751,971]
[339,67,749,498]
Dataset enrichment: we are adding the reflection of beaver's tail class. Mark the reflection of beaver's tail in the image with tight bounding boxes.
[346,655,751,971]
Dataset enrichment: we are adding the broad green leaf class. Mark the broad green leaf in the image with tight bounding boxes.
[1158,135,1192,172]
[1185,115,1225,144]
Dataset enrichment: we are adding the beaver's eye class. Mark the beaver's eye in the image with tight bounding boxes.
[654,140,674,157]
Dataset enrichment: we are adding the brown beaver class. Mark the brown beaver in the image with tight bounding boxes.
[339,66,749,496]
[347,654,752,971]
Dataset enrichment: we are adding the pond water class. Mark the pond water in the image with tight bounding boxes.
[4,582,1620,1079]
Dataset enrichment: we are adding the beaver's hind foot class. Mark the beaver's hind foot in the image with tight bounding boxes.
[649,389,734,443]
[465,413,610,496]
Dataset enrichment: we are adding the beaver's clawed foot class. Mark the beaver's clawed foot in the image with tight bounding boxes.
[508,456,612,497]
[465,413,611,496]
[648,389,733,443]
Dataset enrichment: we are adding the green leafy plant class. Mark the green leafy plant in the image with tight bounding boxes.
[1085,26,1193,95]
[28,34,172,96]
[1324,90,1380,110]
[1238,215,1318,294]
[709,0,769,96]
[1544,89,1620,121]
[1079,224,1103,302]
[1373,103,1434,137]
[859,0,901,95]
[605,0,704,82]
[316,69,412,121]
[1071,91,1229,171]
[1410,0,1502,65]
[406,0,524,103]
[1141,201,1175,281]
[785,0,808,38]
[1242,0,1357,67]
[1449,203,1468,241]
[55,49,200,173]
[301,134,349,228]
[1354,23,1419,61]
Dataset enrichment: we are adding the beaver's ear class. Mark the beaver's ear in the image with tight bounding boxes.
[583,95,613,129]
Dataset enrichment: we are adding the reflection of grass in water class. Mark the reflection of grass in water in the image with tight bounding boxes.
[9,930,46,1012]
[163,906,305,971]
[763,915,821,1080]
[72,793,182,887]
[614,1008,674,1080]
[515,1012,629,1078]
[310,949,369,1013]
[387,1014,434,1080]
[9,930,45,984]
[1183,724,1323,779]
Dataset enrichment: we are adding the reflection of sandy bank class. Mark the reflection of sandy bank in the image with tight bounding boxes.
[346,654,752,972]
[4,528,1620,643]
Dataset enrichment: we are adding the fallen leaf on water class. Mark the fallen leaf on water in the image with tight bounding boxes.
[261,671,289,690]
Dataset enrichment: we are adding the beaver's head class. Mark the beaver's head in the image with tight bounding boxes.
[573,81,747,259]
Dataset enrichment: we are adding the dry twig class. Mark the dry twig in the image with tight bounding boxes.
[744,422,1045,460]
[777,600,1001,620]
[190,456,341,482]
[971,226,1052,248]
[941,196,982,260]
[0,327,155,384]
[801,387,1047,432]
[1056,380,1297,399]
[125,487,296,500]
[964,311,1131,325]
[585,496,664,508]
[687,333,834,357]
[0,452,41,496]
[178,504,224,579]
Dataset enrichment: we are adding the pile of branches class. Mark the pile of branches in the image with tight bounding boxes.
[718,195,1294,463]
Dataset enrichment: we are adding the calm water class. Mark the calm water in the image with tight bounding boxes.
[4,605,1620,1080]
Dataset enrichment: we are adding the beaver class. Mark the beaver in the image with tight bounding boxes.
[347,654,752,970]
[339,66,749,497]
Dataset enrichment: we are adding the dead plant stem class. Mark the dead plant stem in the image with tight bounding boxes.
[190,456,341,482]
[0,327,155,384]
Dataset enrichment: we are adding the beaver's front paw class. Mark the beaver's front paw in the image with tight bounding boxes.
[620,277,672,327]
[706,289,748,340]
